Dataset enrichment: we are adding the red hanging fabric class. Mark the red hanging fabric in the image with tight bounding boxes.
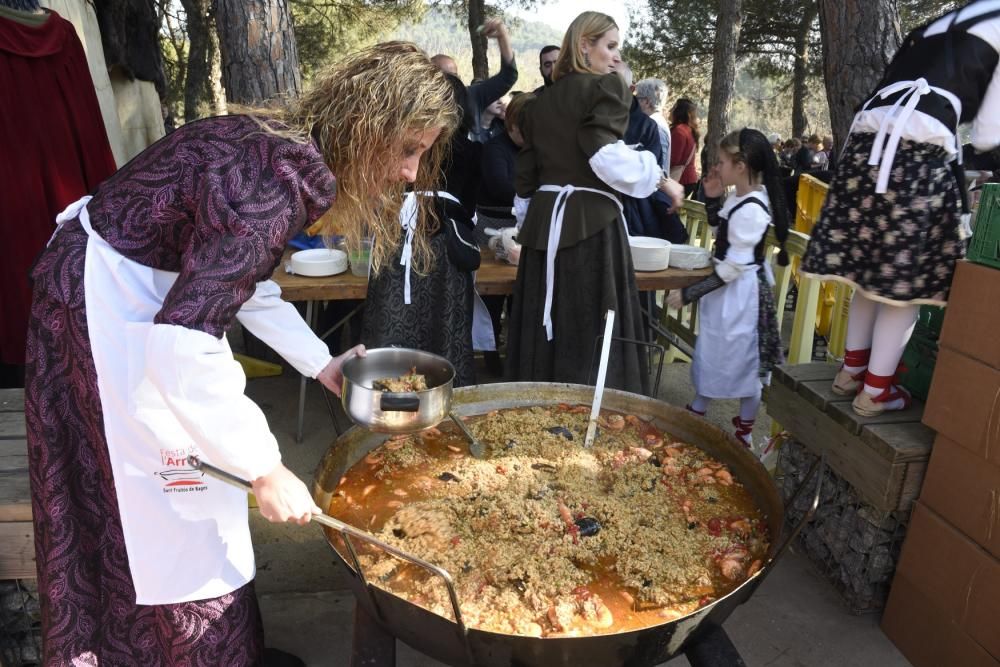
[0,9,117,364]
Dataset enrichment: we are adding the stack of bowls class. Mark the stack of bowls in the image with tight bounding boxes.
[629,236,672,272]
[289,248,348,276]
[668,244,712,270]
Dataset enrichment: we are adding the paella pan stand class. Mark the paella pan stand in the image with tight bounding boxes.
[318,384,826,667]
[351,606,746,667]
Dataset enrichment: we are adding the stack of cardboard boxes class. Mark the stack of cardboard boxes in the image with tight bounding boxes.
[881,260,1000,666]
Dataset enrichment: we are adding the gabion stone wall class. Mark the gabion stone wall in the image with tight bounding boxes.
[0,580,40,666]
[776,438,910,614]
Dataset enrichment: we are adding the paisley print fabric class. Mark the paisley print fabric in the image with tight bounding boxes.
[25,115,335,663]
[86,115,336,337]
[362,231,477,387]
[26,222,264,665]
[800,132,965,305]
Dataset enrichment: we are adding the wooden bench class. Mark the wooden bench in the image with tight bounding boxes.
[0,388,34,580]
[768,363,934,513]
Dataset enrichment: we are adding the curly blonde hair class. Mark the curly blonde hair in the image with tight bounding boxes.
[552,12,618,82]
[256,41,459,273]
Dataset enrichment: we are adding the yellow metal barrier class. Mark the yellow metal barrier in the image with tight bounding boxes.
[793,174,846,349]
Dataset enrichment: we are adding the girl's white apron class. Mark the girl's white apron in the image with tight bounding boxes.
[691,191,774,399]
[56,196,331,605]
[692,266,762,399]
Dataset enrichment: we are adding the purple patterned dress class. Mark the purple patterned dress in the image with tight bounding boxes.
[24,115,335,665]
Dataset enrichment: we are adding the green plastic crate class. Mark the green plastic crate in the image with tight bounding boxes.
[968,183,1000,270]
[898,305,944,402]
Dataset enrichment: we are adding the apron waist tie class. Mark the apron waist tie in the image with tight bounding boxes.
[398,190,463,304]
[48,195,94,246]
[536,184,626,341]
[844,78,962,194]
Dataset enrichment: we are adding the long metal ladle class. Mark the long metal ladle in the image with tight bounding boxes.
[584,309,615,448]
[449,412,486,459]
[188,454,476,658]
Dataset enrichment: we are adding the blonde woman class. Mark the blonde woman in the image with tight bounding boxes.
[507,11,683,392]
[24,41,457,665]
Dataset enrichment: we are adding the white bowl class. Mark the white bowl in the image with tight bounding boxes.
[290,248,348,277]
[668,244,712,269]
[629,236,671,272]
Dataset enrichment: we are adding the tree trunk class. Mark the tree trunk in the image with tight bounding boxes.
[213,0,302,105]
[467,0,488,80]
[818,0,901,150]
[791,2,817,138]
[208,10,228,115]
[704,0,744,171]
[180,0,213,120]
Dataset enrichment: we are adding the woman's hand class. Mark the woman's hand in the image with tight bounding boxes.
[316,344,366,396]
[480,18,507,40]
[252,463,321,525]
[666,289,685,310]
[702,165,724,199]
[658,176,685,213]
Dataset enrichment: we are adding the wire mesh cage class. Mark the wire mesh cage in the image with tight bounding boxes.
[0,579,41,666]
[775,438,911,614]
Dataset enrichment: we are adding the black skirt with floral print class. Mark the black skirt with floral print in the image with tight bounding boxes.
[800,132,966,305]
[757,268,783,378]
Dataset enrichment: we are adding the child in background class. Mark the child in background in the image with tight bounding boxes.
[667,129,790,448]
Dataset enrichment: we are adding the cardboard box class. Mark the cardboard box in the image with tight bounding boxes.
[920,435,1000,560]
[894,502,1000,658]
[940,261,1000,369]
[883,572,999,667]
[923,347,1000,468]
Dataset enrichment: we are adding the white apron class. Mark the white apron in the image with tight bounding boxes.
[691,264,764,399]
[399,191,495,350]
[59,196,331,605]
[537,184,627,341]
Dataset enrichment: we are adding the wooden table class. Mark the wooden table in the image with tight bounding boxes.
[272,248,711,441]
[272,248,712,301]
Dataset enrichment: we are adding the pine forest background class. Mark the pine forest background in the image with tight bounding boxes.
[156,1,962,147]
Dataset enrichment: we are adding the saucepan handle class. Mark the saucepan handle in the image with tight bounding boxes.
[379,393,421,412]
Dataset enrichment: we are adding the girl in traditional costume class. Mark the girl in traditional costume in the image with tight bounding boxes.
[363,73,482,386]
[801,1,1000,416]
[668,129,790,447]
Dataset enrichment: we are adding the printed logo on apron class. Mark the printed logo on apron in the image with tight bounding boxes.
[157,446,208,491]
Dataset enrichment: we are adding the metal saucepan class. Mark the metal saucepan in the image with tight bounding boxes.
[341,348,484,457]
[314,382,824,667]
[341,348,455,433]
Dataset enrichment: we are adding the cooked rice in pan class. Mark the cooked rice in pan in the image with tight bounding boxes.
[327,405,769,637]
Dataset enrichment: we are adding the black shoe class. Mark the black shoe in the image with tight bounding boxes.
[263,647,306,667]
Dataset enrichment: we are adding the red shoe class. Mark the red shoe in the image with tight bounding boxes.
[852,383,912,417]
[832,367,866,395]
[833,348,870,395]
[732,416,754,448]
[686,404,706,417]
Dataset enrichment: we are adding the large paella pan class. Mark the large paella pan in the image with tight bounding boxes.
[312,382,821,667]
